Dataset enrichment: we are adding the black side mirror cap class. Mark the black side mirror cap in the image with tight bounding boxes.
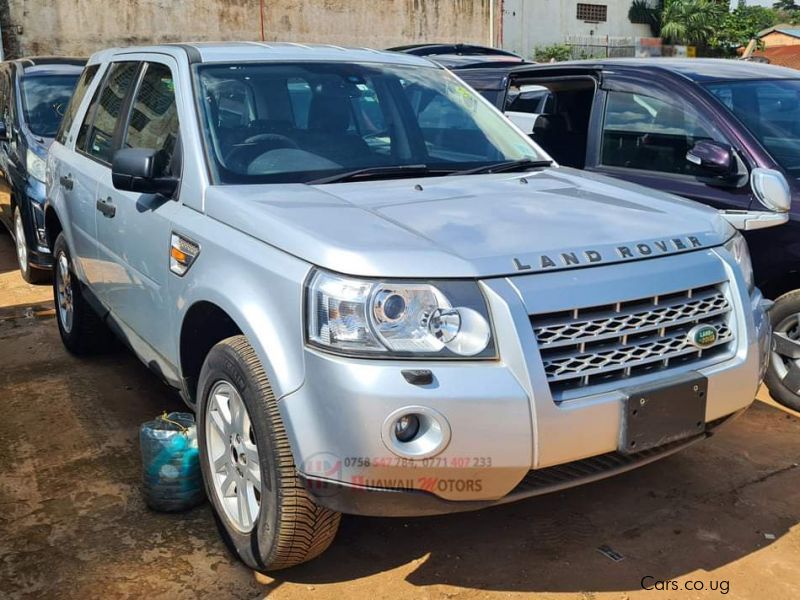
[112,147,178,196]
[686,140,734,176]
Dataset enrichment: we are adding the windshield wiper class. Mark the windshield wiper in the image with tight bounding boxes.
[450,158,553,176]
[306,164,453,185]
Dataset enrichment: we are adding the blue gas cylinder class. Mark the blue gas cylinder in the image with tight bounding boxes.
[139,412,205,512]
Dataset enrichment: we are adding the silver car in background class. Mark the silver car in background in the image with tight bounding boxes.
[45,43,773,571]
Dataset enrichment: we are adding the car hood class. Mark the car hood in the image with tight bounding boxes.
[204,167,733,278]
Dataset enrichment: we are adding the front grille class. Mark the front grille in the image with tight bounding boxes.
[532,284,735,396]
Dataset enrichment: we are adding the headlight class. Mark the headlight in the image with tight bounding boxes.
[26,150,46,182]
[725,233,754,294]
[307,270,495,358]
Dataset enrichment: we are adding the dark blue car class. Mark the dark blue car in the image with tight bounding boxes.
[0,56,84,282]
[453,58,800,410]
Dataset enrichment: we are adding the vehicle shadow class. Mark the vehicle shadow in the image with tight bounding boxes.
[271,401,800,594]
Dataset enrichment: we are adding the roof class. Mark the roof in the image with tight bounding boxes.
[428,54,527,69]
[753,45,800,70]
[757,25,800,39]
[386,43,520,58]
[15,56,86,67]
[91,42,437,68]
[509,57,800,83]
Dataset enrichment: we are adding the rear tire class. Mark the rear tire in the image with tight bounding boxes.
[14,206,48,284]
[765,289,800,412]
[52,233,113,355]
[197,335,340,571]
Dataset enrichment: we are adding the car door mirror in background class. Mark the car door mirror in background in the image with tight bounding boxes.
[112,148,178,197]
[686,140,734,176]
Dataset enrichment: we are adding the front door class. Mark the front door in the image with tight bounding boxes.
[588,76,754,212]
[95,58,182,365]
[66,60,141,287]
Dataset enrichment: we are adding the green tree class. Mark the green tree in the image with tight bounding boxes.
[629,0,665,37]
[533,44,573,62]
[773,0,799,11]
[660,0,727,46]
[716,4,778,48]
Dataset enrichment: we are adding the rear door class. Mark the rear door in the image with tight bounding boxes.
[95,56,182,364]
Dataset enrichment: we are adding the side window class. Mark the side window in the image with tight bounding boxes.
[55,64,99,145]
[601,90,721,176]
[0,71,10,127]
[77,61,139,163]
[123,62,179,172]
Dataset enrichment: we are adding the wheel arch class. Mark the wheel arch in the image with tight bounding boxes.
[44,205,63,251]
[177,293,305,408]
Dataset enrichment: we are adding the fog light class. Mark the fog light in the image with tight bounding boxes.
[394,414,420,443]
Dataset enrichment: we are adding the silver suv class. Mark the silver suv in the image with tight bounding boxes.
[46,43,774,571]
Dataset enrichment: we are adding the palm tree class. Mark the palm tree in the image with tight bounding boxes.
[660,0,726,46]
[629,0,665,37]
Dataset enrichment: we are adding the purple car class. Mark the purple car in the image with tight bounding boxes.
[454,58,800,410]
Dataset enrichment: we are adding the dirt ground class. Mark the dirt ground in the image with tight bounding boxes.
[1,234,799,600]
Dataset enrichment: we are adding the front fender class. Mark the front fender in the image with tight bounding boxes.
[169,208,312,400]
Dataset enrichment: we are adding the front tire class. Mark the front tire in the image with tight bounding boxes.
[14,206,48,284]
[197,336,340,571]
[765,289,800,412]
[52,233,113,355]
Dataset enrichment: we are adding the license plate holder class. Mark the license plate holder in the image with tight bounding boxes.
[620,372,707,455]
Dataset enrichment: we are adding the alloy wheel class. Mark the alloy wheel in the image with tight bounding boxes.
[771,314,800,393]
[55,252,74,333]
[14,210,27,273]
[205,380,262,533]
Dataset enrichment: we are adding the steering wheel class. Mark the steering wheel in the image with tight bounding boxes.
[224,134,299,172]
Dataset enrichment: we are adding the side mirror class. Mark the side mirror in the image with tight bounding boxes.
[112,148,178,196]
[719,168,792,230]
[686,140,734,176]
[751,167,791,213]
[0,120,8,142]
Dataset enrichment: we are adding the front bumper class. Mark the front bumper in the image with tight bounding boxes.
[278,251,769,516]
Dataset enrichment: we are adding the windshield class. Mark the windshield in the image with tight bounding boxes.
[20,74,80,138]
[193,62,541,184]
[705,78,800,180]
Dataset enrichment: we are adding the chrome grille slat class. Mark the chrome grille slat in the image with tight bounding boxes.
[544,323,733,382]
[531,283,736,396]
[534,288,729,349]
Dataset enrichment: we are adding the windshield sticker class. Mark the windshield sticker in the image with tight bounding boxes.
[446,82,478,113]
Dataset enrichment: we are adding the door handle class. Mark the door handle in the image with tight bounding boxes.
[96,197,116,218]
[59,174,73,190]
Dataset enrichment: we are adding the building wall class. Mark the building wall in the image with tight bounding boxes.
[501,0,651,58]
[0,0,494,59]
[761,32,800,49]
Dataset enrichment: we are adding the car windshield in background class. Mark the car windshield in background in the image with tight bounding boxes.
[193,62,540,184]
[705,78,800,180]
[20,74,80,138]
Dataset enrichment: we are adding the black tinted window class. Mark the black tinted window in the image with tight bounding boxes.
[78,61,139,163]
[124,63,179,172]
[601,90,721,176]
[56,65,98,145]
